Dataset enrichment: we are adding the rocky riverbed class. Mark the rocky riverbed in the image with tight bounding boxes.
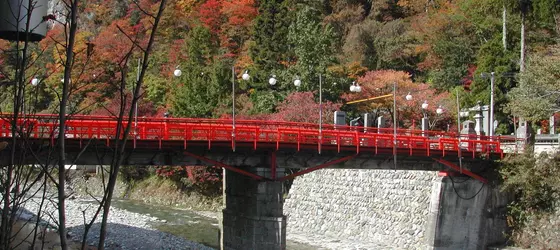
[21,197,214,250]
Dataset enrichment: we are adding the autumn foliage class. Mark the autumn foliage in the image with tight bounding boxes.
[155,166,222,195]
[271,91,342,124]
[341,70,451,129]
[4,0,558,202]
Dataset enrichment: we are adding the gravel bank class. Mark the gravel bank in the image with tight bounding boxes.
[186,210,391,249]
[21,197,215,250]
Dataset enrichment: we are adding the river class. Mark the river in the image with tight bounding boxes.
[111,199,319,250]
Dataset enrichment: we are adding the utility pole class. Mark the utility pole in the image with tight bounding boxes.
[490,72,495,138]
[456,89,462,173]
[503,3,507,51]
[231,66,235,152]
[134,58,141,135]
[393,82,397,170]
[481,72,496,138]
[319,74,322,154]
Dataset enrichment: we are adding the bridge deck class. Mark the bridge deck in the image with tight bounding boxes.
[0,114,509,159]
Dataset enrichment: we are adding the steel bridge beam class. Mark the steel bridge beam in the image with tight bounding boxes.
[277,154,357,182]
[183,151,267,181]
[433,158,488,184]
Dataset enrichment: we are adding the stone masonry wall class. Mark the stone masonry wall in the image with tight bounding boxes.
[284,169,438,249]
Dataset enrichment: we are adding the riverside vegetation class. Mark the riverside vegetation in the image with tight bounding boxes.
[500,150,560,249]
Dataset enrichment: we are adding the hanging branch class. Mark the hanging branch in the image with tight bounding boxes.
[96,1,168,249]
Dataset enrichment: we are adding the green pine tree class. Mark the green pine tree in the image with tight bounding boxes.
[171,26,227,118]
[249,0,292,85]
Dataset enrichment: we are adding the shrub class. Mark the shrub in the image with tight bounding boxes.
[500,149,560,247]
[155,166,222,196]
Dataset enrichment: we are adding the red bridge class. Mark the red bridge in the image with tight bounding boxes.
[1,113,506,157]
[0,113,515,249]
[1,113,512,183]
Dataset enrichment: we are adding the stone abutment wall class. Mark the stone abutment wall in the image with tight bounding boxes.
[284,169,439,248]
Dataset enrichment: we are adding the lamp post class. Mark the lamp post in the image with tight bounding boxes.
[392,82,397,170]
[456,89,463,172]
[26,77,40,116]
[481,72,495,138]
[406,94,446,135]
[231,67,250,152]
[421,100,429,133]
[319,74,322,154]
[291,74,325,153]
[291,74,324,153]
[134,58,142,137]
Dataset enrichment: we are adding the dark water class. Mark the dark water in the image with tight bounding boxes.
[111,200,317,250]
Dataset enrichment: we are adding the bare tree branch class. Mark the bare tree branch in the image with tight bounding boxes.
[131,0,155,19]
[116,25,146,54]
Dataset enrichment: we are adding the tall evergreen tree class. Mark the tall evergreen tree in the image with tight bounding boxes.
[287,6,336,92]
[171,26,227,117]
[503,0,560,71]
[249,0,292,85]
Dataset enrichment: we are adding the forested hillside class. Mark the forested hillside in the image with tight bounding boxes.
[1,1,559,249]
[1,0,559,132]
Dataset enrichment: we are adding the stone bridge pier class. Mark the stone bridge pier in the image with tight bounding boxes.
[220,167,286,250]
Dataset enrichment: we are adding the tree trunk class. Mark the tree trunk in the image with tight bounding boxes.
[96,1,167,249]
[57,1,80,249]
[520,11,526,72]
[1,1,34,246]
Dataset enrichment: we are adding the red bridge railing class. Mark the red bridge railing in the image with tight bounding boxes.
[0,114,508,158]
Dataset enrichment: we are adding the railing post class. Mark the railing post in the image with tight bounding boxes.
[184,124,188,150]
[164,119,169,140]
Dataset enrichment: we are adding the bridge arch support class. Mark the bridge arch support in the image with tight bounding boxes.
[221,167,286,250]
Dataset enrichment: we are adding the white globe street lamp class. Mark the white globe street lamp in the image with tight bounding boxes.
[31,78,39,86]
[405,92,412,101]
[421,100,429,110]
[293,78,301,87]
[350,81,362,93]
[436,105,444,115]
[269,75,277,86]
[242,70,250,81]
[173,68,182,77]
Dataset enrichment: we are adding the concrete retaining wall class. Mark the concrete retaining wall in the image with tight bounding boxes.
[284,169,438,248]
[284,169,509,249]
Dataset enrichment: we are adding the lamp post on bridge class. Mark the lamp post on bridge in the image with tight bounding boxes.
[175,65,284,152]
[480,72,495,138]
[231,68,251,152]
[293,74,325,154]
